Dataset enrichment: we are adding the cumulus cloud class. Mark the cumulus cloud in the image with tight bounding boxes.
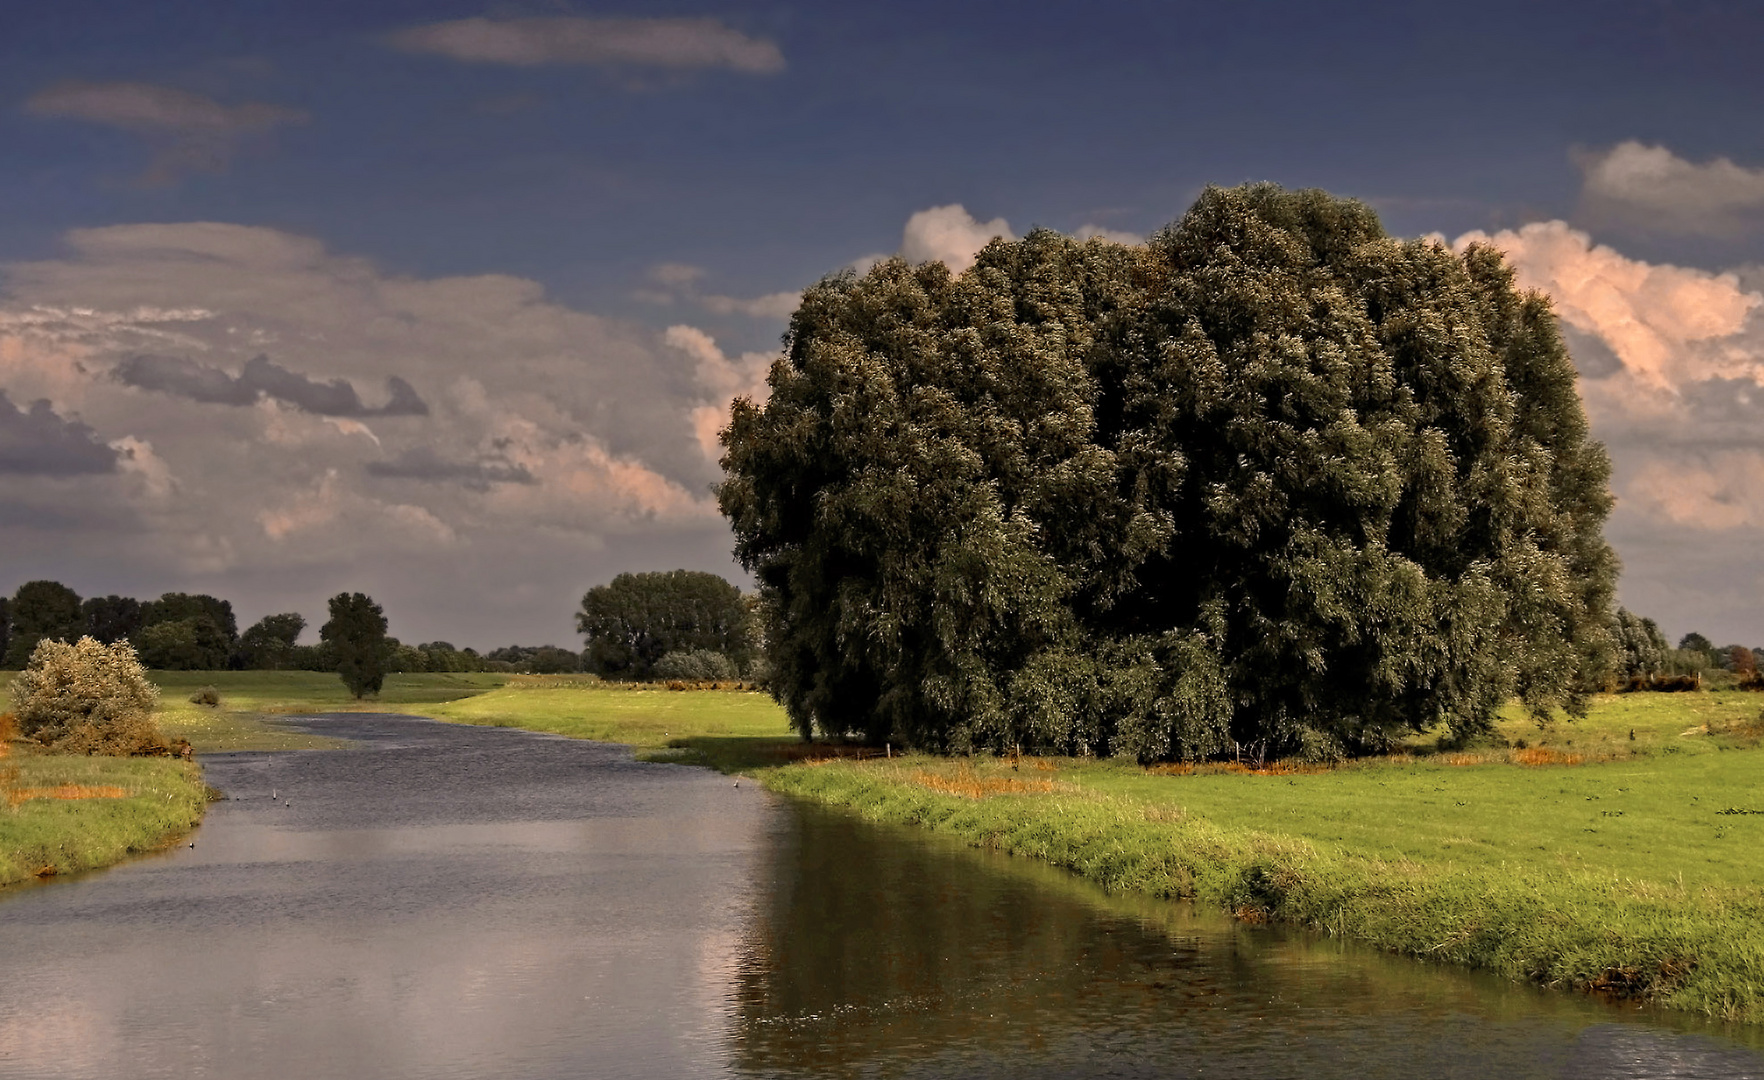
[0,220,732,640]
[898,205,1015,273]
[1579,141,1764,235]
[1447,220,1763,397]
[1627,452,1764,531]
[388,16,784,74]
[665,325,773,459]
[24,81,308,183]
[0,390,117,476]
[114,353,429,416]
[698,291,801,319]
[1441,218,1764,637]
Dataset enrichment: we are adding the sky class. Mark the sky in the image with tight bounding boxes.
[3,0,1763,649]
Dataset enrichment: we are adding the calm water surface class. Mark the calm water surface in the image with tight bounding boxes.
[0,713,1760,1079]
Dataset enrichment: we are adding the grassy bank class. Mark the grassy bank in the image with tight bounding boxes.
[420,680,1764,1023]
[0,745,209,887]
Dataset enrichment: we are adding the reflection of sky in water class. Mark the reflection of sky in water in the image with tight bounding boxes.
[0,716,779,1080]
[2,715,1763,1080]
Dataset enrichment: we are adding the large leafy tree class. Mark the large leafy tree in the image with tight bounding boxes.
[139,593,238,668]
[83,595,144,645]
[238,613,307,670]
[720,183,1617,761]
[321,593,391,698]
[4,580,85,669]
[576,570,753,678]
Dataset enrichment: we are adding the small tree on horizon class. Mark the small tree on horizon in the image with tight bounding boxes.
[321,592,391,699]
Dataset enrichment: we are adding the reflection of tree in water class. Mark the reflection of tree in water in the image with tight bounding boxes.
[729,806,1764,1080]
[729,806,1233,1077]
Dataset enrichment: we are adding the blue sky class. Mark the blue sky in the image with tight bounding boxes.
[3,0,1763,648]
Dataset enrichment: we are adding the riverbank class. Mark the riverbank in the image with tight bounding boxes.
[415,678,1764,1024]
[0,745,209,887]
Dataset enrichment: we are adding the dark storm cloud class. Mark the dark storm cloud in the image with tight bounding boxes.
[0,390,119,476]
[365,447,535,491]
[113,354,429,417]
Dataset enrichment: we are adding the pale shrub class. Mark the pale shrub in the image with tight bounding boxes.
[9,637,166,755]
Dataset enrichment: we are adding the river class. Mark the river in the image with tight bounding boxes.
[0,713,1759,1079]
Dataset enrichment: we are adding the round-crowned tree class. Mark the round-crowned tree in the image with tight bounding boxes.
[576,570,754,679]
[719,183,1617,761]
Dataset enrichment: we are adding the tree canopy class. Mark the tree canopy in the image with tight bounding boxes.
[5,580,85,669]
[321,592,391,698]
[719,183,1617,761]
[238,613,307,670]
[576,570,754,678]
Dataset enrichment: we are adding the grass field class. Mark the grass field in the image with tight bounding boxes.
[0,744,209,887]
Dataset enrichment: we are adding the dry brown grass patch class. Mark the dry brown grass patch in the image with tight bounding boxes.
[908,763,1058,799]
[1508,746,1584,767]
[5,784,129,807]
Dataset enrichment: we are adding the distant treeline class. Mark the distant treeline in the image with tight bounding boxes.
[0,579,586,674]
[1614,609,1763,689]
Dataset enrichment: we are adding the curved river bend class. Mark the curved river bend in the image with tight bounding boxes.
[0,714,1760,1079]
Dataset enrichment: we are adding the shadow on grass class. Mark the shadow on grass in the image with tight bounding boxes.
[654,735,890,775]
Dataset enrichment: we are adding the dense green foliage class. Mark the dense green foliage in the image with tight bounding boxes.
[4,581,85,668]
[1614,608,1670,682]
[321,592,391,698]
[576,570,755,678]
[721,184,1617,760]
[136,593,237,670]
[237,612,307,670]
[82,595,143,645]
[652,648,740,681]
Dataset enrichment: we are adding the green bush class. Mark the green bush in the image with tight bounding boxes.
[9,637,167,755]
[652,649,739,682]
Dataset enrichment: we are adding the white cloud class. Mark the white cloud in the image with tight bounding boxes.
[898,205,1014,273]
[25,81,308,183]
[665,325,774,460]
[1579,141,1764,234]
[699,290,801,319]
[1627,452,1764,531]
[1447,220,1763,397]
[0,221,732,637]
[388,16,784,74]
